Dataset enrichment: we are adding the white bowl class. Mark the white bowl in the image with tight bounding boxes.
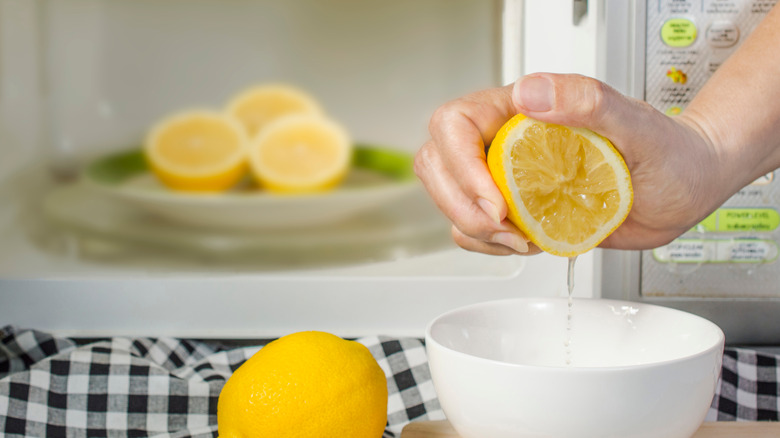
[426,298,724,438]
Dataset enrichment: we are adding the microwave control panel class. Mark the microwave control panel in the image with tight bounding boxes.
[641,0,780,298]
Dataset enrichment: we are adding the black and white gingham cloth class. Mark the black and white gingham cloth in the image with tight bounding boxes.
[707,349,780,421]
[1,325,778,437]
[0,326,442,437]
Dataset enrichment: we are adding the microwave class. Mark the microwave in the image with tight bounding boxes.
[0,0,776,344]
[0,0,599,339]
[598,0,780,345]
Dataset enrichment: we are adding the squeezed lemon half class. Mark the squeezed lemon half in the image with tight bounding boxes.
[487,114,633,256]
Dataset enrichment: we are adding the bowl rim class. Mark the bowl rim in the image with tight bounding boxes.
[425,297,725,372]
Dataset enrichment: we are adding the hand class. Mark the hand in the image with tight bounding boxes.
[414,85,538,255]
[414,73,726,255]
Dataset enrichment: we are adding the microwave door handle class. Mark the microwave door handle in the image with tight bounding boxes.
[573,0,588,26]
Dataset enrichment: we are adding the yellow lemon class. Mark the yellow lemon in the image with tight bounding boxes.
[217,331,388,438]
[248,114,352,193]
[226,84,323,139]
[487,114,633,257]
[144,110,248,192]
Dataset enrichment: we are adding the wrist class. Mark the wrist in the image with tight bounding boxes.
[670,112,738,224]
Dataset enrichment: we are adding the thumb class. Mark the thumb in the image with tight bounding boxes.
[511,73,658,152]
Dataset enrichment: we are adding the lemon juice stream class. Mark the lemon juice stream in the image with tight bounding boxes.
[565,256,576,366]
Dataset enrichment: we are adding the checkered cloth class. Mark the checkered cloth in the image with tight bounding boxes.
[0,326,442,437]
[1,326,778,437]
[707,348,780,421]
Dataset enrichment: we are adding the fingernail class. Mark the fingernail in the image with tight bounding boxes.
[477,198,501,224]
[515,76,554,112]
[492,232,529,253]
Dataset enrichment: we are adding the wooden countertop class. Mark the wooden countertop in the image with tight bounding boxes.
[401,420,780,437]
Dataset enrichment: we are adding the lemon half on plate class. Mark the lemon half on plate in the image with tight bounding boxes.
[487,114,633,257]
[248,114,352,194]
[226,84,323,139]
[144,110,248,192]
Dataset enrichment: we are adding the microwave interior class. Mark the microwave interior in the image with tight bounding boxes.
[0,0,509,277]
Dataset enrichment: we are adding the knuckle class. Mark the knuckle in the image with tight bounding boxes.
[450,225,475,251]
[428,100,465,134]
[428,105,448,134]
[576,76,609,121]
[413,142,435,179]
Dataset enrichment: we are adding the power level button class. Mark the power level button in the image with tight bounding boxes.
[661,18,698,48]
[706,20,739,48]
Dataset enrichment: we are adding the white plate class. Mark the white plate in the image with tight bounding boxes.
[42,183,450,267]
[82,146,420,230]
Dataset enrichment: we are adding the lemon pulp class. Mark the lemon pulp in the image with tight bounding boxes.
[487,114,632,256]
[512,123,620,244]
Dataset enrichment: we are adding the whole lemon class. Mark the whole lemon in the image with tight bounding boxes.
[217,331,388,438]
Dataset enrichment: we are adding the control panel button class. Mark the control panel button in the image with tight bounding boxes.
[724,240,778,263]
[666,67,688,84]
[693,208,780,232]
[653,239,711,263]
[665,106,683,116]
[653,239,779,264]
[719,208,780,232]
[706,20,739,48]
[661,18,698,47]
